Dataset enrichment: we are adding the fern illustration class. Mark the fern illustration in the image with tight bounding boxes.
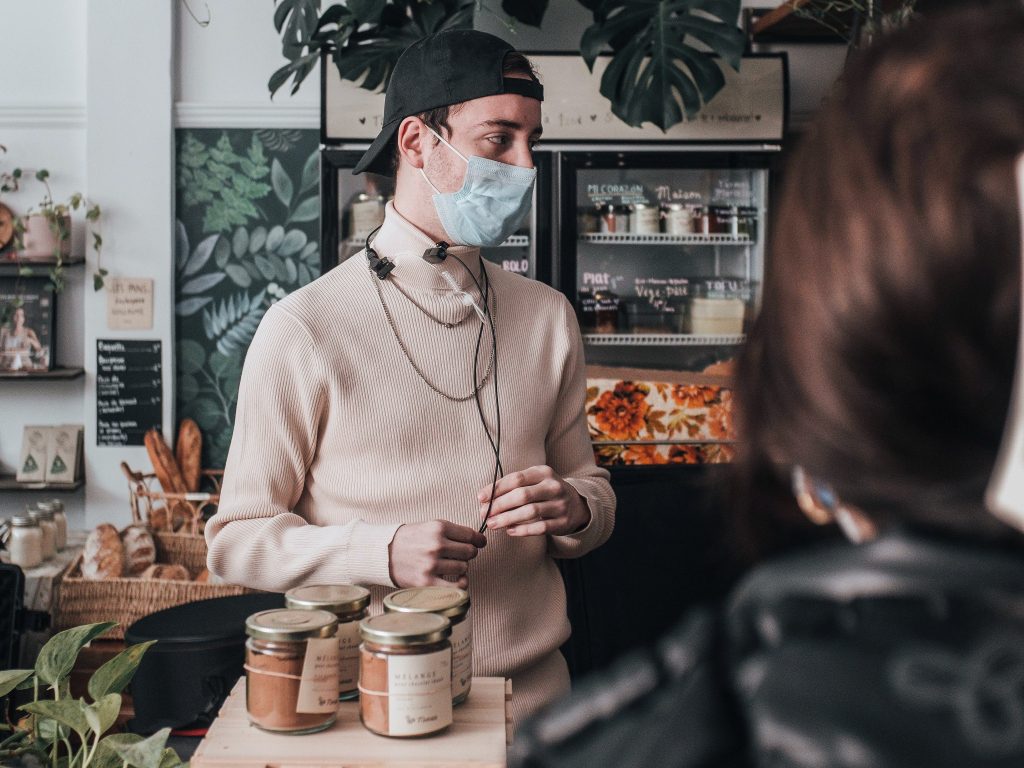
[202,289,267,356]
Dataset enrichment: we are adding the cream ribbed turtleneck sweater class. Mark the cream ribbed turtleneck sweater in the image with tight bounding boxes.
[206,203,615,724]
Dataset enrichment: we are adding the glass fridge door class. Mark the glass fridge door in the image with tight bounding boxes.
[560,151,770,373]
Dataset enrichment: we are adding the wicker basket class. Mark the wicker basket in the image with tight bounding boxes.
[53,465,253,640]
[54,550,256,640]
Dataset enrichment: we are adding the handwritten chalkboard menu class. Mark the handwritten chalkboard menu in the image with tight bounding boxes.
[96,339,162,446]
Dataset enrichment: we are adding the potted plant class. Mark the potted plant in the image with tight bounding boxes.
[268,0,746,132]
[0,621,185,767]
[0,146,106,293]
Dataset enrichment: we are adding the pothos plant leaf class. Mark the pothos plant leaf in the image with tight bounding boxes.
[580,0,744,129]
[0,669,33,698]
[35,622,117,688]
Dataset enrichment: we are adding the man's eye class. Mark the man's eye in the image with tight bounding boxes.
[486,135,509,146]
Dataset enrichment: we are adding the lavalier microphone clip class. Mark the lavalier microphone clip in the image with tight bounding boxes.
[422,241,450,265]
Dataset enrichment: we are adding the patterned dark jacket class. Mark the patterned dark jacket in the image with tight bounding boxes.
[511,531,1024,768]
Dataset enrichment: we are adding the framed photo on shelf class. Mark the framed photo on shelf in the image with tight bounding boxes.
[0,275,55,372]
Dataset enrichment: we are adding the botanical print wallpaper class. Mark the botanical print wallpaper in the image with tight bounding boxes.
[174,129,320,468]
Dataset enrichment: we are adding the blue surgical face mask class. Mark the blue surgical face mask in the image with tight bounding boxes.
[419,127,536,247]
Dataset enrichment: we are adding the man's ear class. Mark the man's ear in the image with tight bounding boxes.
[396,117,431,170]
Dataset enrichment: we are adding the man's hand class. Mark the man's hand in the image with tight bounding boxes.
[389,520,487,589]
[479,465,591,537]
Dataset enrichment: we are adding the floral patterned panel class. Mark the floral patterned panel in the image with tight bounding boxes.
[174,129,320,468]
[586,379,736,466]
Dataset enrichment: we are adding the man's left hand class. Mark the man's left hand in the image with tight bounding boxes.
[478,465,590,537]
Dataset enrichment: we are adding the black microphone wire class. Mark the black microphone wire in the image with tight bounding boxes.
[445,252,502,534]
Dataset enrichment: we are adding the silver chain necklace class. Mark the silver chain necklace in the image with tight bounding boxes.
[372,269,497,402]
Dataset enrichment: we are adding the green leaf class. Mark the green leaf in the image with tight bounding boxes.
[249,226,268,254]
[183,234,220,277]
[176,296,213,316]
[348,0,386,24]
[35,622,117,687]
[266,225,285,252]
[579,0,743,129]
[214,234,232,269]
[231,227,249,259]
[300,149,319,193]
[185,398,224,432]
[278,229,307,257]
[225,263,252,288]
[84,693,122,736]
[181,272,226,295]
[271,158,294,208]
[92,733,144,768]
[289,196,320,224]
[88,641,157,700]
[20,698,90,738]
[0,669,33,698]
[178,372,199,401]
[177,340,207,375]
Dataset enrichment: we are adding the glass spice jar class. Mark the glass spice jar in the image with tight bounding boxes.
[5,514,43,569]
[28,508,56,561]
[244,608,340,734]
[384,586,472,705]
[285,584,370,701]
[359,612,453,738]
[36,499,67,551]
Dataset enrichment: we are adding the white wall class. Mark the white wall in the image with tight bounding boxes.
[0,0,845,532]
[0,0,88,529]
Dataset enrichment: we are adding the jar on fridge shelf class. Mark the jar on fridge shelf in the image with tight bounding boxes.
[709,205,740,237]
[594,290,621,334]
[613,204,631,234]
[629,202,661,234]
[578,205,601,234]
[691,205,711,235]
[578,288,598,332]
[738,206,759,241]
[347,192,386,242]
[598,203,618,234]
[662,203,690,235]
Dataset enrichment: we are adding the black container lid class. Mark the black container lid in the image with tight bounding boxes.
[125,593,283,646]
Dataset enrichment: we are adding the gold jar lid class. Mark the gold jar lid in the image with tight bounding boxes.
[245,609,338,641]
[383,586,470,621]
[285,584,371,615]
[360,612,450,646]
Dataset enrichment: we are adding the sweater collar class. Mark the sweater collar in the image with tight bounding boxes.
[370,202,482,292]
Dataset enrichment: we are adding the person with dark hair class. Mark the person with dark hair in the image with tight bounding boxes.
[511,4,1024,766]
[207,29,615,725]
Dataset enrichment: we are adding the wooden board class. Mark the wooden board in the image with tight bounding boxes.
[191,676,512,768]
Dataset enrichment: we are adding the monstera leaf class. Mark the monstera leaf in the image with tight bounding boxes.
[580,0,745,129]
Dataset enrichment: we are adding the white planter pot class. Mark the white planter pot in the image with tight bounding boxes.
[20,213,72,262]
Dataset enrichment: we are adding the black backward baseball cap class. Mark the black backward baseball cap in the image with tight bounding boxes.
[352,29,544,177]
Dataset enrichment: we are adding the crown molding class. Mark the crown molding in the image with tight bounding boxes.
[174,102,319,129]
[0,104,87,128]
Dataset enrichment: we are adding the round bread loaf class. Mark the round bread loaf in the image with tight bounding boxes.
[121,525,156,575]
[81,524,124,580]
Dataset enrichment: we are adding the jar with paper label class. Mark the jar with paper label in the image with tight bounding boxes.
[347,192,386,242]
[244,608,340,734]
[384,586,472,705]
[662,202,690,235]
[629,202,661,234]
[285,584,370,701]
[36,499,66,551]
[4,514,43,569]
[28,508,56,561]
[359,612,452,737]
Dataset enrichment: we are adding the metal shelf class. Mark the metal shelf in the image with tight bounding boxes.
[584,333,746,346]
[0,255,86,277]
[579,233,753,246]
[343,235,530,249]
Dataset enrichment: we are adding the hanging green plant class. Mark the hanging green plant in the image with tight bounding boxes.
[269,0,744,132]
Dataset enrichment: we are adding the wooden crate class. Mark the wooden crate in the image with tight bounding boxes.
[191,676,512,768]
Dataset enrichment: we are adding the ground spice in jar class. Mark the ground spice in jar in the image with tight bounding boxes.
[245,608,340,734]
[384,586,472,705]
[285,583,370,700]
[359,612,452,738]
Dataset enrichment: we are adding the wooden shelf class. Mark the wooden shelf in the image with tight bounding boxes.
[0,366,84,380]
[0,474,83,492]
[0,255,85,277]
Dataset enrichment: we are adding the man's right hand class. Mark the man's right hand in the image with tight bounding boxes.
[388,520,487,589]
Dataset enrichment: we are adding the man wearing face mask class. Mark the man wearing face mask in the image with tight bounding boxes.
[206,29,616,725]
